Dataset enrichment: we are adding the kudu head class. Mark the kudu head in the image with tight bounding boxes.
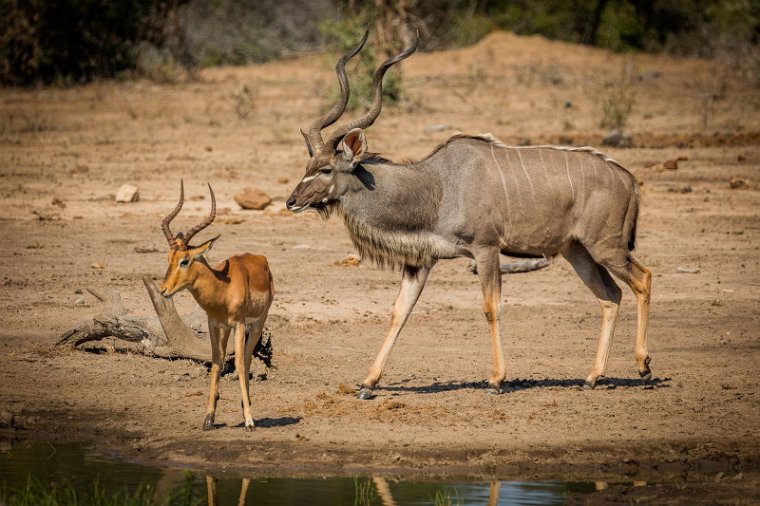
[286,31,418,215]
[159,180,219,297]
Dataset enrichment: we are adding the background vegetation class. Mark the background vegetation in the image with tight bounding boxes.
[1,0,758,86]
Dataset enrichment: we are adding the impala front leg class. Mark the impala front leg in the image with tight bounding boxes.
[204,322,229,430]
[234,323,255,430]
[358,264,432,400]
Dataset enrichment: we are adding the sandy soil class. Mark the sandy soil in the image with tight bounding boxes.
[1,32,759,501]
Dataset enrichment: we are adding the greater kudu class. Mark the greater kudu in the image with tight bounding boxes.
[287,33,652,399]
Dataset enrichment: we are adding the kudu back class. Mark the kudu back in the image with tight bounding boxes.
[287,33,652,399]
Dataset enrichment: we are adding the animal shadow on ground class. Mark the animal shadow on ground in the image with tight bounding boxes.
[251,416,302,428]
[378,377,671,395]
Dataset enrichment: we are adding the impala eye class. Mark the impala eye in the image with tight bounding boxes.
[179,258,191,268]
[320,166,333,174]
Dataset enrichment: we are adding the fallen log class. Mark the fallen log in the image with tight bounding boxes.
[55,277,272,370]
[467,257,552,275]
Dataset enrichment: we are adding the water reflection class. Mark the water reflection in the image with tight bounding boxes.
[0,439,605,505]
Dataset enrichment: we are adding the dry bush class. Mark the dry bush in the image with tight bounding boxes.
[599,59,637,130]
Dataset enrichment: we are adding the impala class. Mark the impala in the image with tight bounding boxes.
[160,181,274,429]
[287,33,652,400]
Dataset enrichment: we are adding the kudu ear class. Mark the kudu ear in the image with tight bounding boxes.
[189,235,219,259]
[340,128,367,168]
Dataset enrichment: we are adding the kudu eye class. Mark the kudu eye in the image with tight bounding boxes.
[179,257,191,268]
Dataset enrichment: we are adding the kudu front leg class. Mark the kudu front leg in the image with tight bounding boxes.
[475,251,506,394]
[358,264,432,400]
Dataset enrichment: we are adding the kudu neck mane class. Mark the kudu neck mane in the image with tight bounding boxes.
[338,157,444,270]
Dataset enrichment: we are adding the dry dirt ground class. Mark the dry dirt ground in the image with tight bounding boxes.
[1,32,759,501]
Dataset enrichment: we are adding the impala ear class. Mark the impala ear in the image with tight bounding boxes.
[189,235,219,259]
[340,128,367,167]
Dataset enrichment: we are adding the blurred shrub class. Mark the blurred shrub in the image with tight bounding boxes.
[599,59,637,130]
[0,0,171,86]
[179,0,333,67]
[319,9,403,111]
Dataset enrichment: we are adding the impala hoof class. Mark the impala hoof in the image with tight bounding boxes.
[487,386,503,395]
[203,414,215,431]
[244,419,255,431]
[583,379,597,389]
[357,387,374,400]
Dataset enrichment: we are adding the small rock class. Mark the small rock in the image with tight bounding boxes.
[115,184,139,203]
[663,159,679,170]
[335,253,361,267]
[234,188,271,210]
[74,288,84,294]
[276,177,289,185]
[74,298,87,306]
[602,130,622,146]
[667,185,692,193]
[51,197,66,208]
[714,472,724,483]
[0,410,13,427]
[90,262,106,269]
[264,201,290,217]
[729,177,747,189]
[602,130,633,147]
[424,124,451,134]
[564,100,573,108]
[134,246,159,254]
[676,266,700,274]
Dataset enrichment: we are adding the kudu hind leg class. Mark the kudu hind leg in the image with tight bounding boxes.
[358,264,432,400]
[475,251,506,393]
[563,243,622,388]
[608,256,653,381]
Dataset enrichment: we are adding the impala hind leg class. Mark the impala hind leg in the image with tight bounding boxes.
[242,316,267,414]
[204,323,230,430]
[358,264,432,400]
[606,256,653,381]
[234,323,255,430]
[475,250,506,394]
[563,242,622,389]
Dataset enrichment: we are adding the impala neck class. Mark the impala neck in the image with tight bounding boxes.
[186,258,231,313]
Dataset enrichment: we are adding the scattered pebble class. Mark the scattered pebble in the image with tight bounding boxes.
[335,253,361,267]
[134,246,159,254]
[74,298,87,306]
[90,262,106,269]
[115,184,139,203]
[424,124,452,133]
[234,187,271,210]
[676,266,700,274]
[602,129,632,147]
[729,177,747,189]
[276,177,289,184]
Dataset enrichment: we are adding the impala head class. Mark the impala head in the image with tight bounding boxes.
[159,180,219,297]
[286,31,418,215]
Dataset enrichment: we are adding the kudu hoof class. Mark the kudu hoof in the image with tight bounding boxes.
[639,356,652,383]
[357,387,375,400]
[203,414,215,431]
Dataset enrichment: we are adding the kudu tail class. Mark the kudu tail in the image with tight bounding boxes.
[625,178,640,251]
